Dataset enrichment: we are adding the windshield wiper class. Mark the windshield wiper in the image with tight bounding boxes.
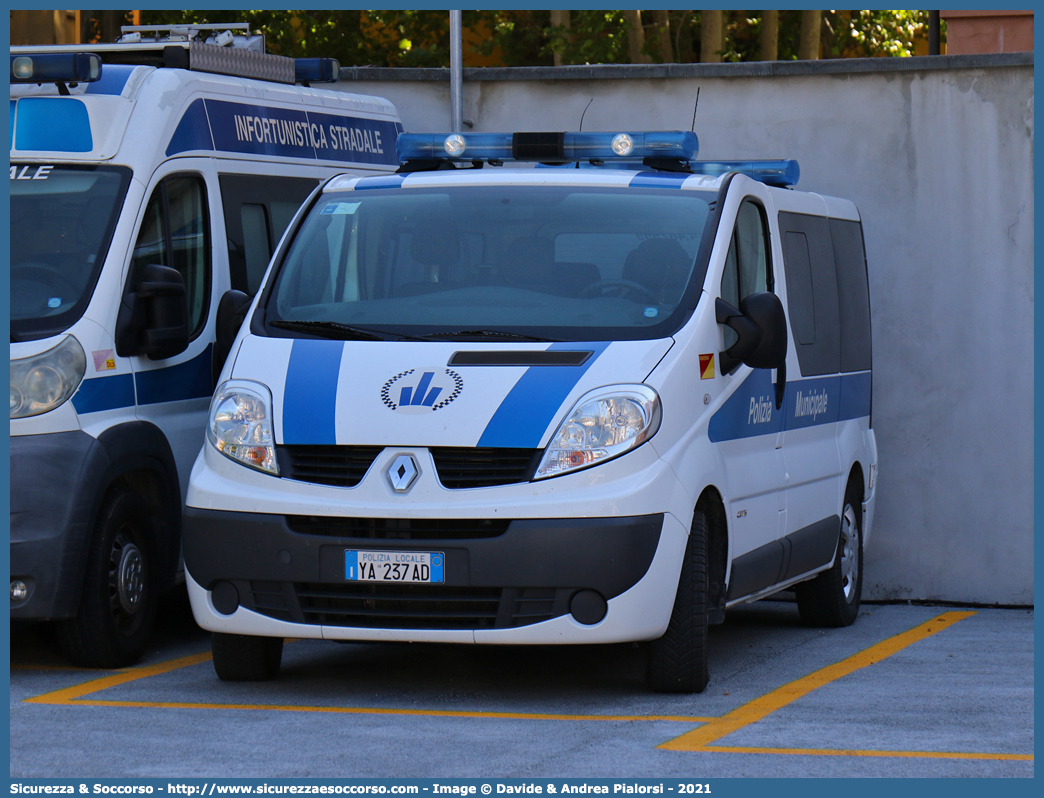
[269,319,435,342]
[269,320,387,341]
[419,329,561,343]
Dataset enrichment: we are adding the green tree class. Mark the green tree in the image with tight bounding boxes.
[137,10,940,68]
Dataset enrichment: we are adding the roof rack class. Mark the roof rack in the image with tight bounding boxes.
[11,22,298,84]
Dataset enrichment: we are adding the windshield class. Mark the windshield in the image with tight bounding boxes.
[265,184,716,342]
[10,164,132,341]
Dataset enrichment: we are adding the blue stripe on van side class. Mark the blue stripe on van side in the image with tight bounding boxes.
[709,370,872,443]
[72,373,135,414]
[282,339,343,445]
[708,368,783,443]
[164,97,215,157]
[135,346,213,405]
[838,371,872,420]
[84,64,134,95]
[477,342,609,449]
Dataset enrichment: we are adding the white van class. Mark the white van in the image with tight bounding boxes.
[9,25,403,667]
[183,130,878,692]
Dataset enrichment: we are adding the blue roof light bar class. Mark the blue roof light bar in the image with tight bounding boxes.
[11,52,103,84]
[690,159,800,187]
[294,57,340,83]
[397,131,699,164]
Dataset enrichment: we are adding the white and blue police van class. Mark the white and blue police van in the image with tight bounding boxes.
[183,129,878,692]
[9,24,403,667]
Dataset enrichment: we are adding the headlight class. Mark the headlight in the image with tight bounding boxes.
[207,380,279,475]
[534,385,661,479]
[10,336,86,419]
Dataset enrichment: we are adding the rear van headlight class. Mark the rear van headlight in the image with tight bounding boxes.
[10,336,86,419]
[535,385,661,479]
[207,380,279,475]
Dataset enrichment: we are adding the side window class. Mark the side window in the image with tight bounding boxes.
[778,211,841,376]
[721,199,771,347]
[131,174,210,339]
[830,219,872,372]
[219,174,319,296]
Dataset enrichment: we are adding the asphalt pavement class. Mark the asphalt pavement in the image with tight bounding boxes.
[9,590,1034,778]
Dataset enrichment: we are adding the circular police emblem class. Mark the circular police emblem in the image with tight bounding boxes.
[381,368,463,414]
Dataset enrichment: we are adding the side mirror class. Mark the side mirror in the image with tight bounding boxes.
[115,263,189,360]
[716,292,788,374]
[212,289,252,386]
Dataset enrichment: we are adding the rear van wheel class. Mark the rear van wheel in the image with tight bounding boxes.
[212,632,283,681]
[646,510,710,693]
[796,481,863,627]
[56,488,159,668]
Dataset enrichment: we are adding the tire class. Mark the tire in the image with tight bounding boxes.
[796,481,863,628]
[211,633,283,681]
[56,488,159,668]
[647,510,710,693]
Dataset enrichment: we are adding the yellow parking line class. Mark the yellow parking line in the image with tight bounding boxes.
[23,652,213,704]
[660,611,992,754]
[21,613,1030,762]
[24,651,710,722]
[55,699,713,723]
[705,745,1033,761]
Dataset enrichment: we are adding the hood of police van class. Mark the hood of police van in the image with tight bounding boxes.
[231,336,673,448]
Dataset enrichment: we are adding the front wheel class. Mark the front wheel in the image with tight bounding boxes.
[212,633,283,681]
[646,510,710,693]
[56,488,159,668]
[796,482,863,627]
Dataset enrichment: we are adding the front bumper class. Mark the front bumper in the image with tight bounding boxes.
[185,508,689,644]
[10,431,100,619]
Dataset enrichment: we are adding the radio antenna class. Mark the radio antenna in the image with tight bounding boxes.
[691,87,700,132]
[579,98,594,131]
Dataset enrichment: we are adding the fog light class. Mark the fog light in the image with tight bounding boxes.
[11,581,28,602]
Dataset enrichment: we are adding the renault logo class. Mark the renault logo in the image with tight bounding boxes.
[387,454,419,493]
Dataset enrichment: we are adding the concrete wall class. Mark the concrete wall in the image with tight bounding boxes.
[336,55,1034,605]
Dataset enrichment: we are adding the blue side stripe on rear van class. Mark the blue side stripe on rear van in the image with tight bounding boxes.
[72,374,135,414]
[135,346,213,405]
[165,98,215,157]
[282,339,343,445]
[84,64,134,95]
[477,342,610,448]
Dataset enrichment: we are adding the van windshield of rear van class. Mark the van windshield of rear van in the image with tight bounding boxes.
[11,164,132,341]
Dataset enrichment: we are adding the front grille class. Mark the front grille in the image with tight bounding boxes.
[430,447,540,489]
[276,445,540,489]
[295,582,502,629]
[277,445,383,488]
[243,582,571,630]
[286,516,511,540]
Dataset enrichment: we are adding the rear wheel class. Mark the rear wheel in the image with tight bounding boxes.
[211,633,283,681]
[56,488,159,668]
[647,510,710,693]
[796,481,863,627]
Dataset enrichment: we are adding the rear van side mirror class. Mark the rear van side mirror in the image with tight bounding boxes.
[114,263,189,361]
[715,292,787,374]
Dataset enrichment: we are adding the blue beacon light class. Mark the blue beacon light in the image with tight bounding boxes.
[10,53,103,84]
[294,58,341,83]
[397,131,700,164]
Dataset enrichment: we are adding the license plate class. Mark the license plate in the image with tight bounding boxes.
[345,550,444,583]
